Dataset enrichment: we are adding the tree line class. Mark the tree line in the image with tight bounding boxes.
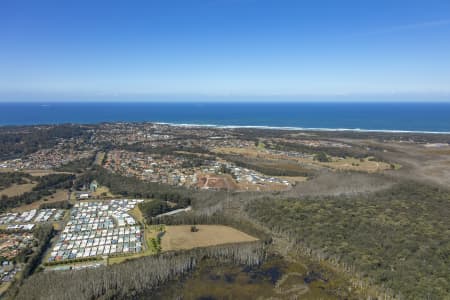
[76,166,194,203]
[39,200,72,210]
[0,173,74,212]
[0,172,33,189]
[138,198,191,220]
[14,242,266,300]
[150,212,272,244]
[5,224,55,299]
[217,153,314,177]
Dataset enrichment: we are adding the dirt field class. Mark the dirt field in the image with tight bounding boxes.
[214,146,391,173]
[0,168,71,177]
[197,173,292,192]
[213,146,283,160]
[161,225,258,251]
[286,171,394,197]
[0,183,36,197]
[197,174,238,190]
[237,181,292,192]
[372,142,450,187]
[322,157,393,172]
[12,189,69,212]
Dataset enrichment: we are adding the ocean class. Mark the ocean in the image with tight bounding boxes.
[1,102,450,133]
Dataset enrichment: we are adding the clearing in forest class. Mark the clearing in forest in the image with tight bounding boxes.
[214,146,393,173]
[0,183,36,197]
[12,189,69,212]
[0,169,72,177]
[161,225,258,251]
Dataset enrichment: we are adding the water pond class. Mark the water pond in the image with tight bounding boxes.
[146,255,350,300]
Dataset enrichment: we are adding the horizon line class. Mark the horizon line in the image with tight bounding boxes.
[1,99,450,103]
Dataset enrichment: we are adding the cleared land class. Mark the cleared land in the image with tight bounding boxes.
[161,225,258,251]
[197,172,292,191]
[348,139,450,187]
[0,168,71,177]
[12,189,69,212]
[322,157,393,172]
[0,183,36,197]
[214,146,392,173]
[196,174,238,190]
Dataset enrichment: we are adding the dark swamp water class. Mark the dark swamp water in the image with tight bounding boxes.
[139,255,352,300]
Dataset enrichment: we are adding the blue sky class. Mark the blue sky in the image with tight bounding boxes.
[1,0,450,102]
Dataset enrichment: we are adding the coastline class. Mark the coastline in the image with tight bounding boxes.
[1,102,450,134]
[154,122,450,135]
[1,120,450,135]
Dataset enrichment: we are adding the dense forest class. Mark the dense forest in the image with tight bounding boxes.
[0,173,74,212]
[0,172,33,189]
[138,198,191,220]
[247,182,450,299]
[0,125,92,160]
